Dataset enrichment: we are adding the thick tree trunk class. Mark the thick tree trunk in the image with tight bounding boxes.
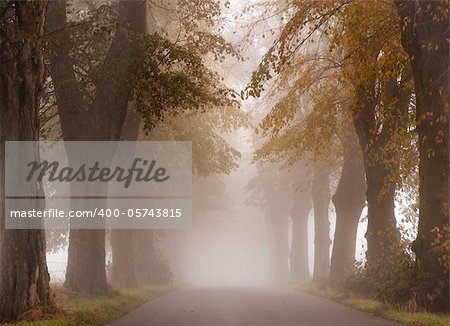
[290,191,312,282]
[352,70,410,264]
[46,0,146,295]
[0,1,52,319]
[111,230,137,287]
[110,106,141,287]
[330,125,366,285]
[312,164,331,285]
[45,2,110,295]
[364,164,397,262]
[65,229,107,295]
[395,0,449,312]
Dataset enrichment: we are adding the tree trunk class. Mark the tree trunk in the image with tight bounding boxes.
[111,106,141,287]
[65,229,107,295]
[352,68,410,264]
[258,163,291,283]
[330,124,366,285]
[270,212,290,283]
[0,1,52,319]
[312,164,331,285]
[45,0,146,295]
[395,0,449,312]
[364,164,397,261]
[290,191,312,282]
[268,169,291,283]
[111,230,136,287]
[133,230,173,285]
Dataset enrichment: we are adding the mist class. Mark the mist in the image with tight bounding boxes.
[1,0,448,324]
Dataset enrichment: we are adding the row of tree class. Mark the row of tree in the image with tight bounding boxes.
[0,0,241,320]
[246,0,448,312]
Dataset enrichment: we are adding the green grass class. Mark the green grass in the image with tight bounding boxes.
[7,285,174,326]
[293,284,450,326]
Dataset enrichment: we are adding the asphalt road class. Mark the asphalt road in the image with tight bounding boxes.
[109,286,403,325]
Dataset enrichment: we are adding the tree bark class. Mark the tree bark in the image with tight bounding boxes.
[352,65,411,263]
[312,163,331,285]
[330,124,366,285]
[133,230,173,285]
[290,190,312,282]
[111,230,136,287]
[0,1,52,319]
[65,229,107,295]
[45,0,145,295]
[395,0,449,312]
[363,163,397,261]
[111,106,141,288]
[261,167,290,283]
[109,1,146,286]
[270,209,290,283]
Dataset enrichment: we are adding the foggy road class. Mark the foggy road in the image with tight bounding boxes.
[109,287,403,325]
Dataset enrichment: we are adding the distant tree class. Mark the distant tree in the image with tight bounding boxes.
[311,162,331,285]
[247,135,296,284]
[245,0,415,278]
[289,162,312,282]
[138,106,244,285]
[250,46,359,285]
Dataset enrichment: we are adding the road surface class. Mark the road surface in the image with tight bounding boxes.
[109,286,403,325]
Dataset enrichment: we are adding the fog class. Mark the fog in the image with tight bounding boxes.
[45,124,371,287]
[3,0,447,322]
[39,0,389,291]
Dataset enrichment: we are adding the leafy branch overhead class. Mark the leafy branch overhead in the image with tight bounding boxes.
[42,0,241,138]
[247,1,416,182]
[134,32,240,132]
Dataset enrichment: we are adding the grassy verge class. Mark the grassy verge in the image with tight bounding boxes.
[292,284,449,326]
[9,285,174,326]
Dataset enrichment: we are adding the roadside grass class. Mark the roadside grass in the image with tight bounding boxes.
[8,285,174,326]
[293,284,450,326]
